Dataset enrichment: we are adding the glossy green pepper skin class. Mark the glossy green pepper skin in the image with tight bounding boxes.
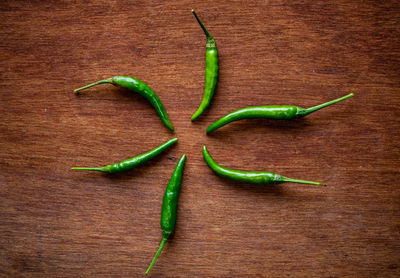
[203,146,325,186]
[146,154,186,275]
[71,138,178,173]
[206,93,353,133]
[74,76,174,131]
[160,154,186,237]
[191,10,219,121]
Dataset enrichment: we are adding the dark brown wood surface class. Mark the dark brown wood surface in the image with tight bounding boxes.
[1,1,399,277]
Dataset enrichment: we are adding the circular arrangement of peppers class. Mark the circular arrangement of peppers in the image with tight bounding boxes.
[72,10,353,275]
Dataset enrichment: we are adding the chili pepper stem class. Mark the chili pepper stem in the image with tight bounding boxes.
[281,176,326,186]
[71,167,105,172]
[145,236,168,275]
[298,93,354,117]
[191,9,212,39]
[74,78,113,93]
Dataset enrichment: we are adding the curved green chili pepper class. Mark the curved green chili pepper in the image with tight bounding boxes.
[146,154,186,275]
[71,138,178,173]
[206,93,353,133]
[203,146,325,186]
[74,76,174,131]
[191,9,219,121]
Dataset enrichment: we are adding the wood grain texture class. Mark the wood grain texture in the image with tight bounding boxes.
[1,1,399,277]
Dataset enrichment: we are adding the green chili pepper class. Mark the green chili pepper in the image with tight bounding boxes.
[146,154,186,275]
[203,146,325,186]
[71,138,178,173]
[191,9,219,121]
[74,76,174,131]
[206,93,353,133]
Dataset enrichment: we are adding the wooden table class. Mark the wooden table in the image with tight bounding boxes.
[1,1,399,277]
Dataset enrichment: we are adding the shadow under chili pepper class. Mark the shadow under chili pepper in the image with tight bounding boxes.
[215,175,328,202]
[72,169,144,184]
[190,105,215,126]
[78,85,175,132]
[75,85,142,100]
[73,152,174,184]
[206,118,311,138]
[167,155,178,163]
[217,178,328,205]
[213,174,286,196]
[75,85,154,112]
